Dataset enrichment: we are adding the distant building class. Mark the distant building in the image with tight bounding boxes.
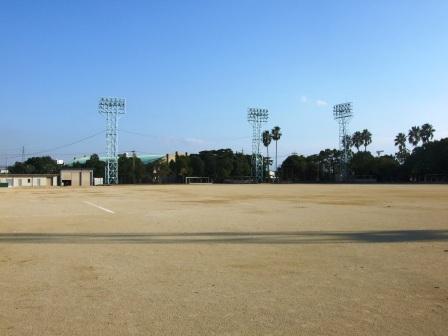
[0,169,95,188]
[165,151,187,163]
[0,174,58,188]
[60,168,94,187]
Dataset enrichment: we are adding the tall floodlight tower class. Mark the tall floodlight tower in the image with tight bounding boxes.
[99,97,126,184]
[247,107,269,183]
[333,102,353,181]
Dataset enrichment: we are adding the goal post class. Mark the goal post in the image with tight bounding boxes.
[185,176,211,184]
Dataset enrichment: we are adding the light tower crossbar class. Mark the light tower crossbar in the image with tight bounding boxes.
[247,107,269,183]
[98,97,126,184]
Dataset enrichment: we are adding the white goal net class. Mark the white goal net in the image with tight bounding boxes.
[185,177,211,184]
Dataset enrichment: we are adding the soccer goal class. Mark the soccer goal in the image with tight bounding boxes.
[185,176,212,184]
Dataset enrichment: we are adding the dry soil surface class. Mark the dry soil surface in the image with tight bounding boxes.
[0,184,447,335]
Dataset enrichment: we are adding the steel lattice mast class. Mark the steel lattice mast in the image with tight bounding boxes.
[247,107,269,183]
[99,97,126,184]
[333,102,353,181]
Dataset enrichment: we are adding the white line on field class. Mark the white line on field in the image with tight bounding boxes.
[83,201,115,214]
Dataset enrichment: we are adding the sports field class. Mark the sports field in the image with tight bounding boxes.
[0,184,447,335]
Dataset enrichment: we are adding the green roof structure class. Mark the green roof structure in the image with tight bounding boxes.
[69,154,165,166]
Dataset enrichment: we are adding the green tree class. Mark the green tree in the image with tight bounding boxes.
[9,156,58,174]
[351,131,363,152]
[395,149,409,165]
[173,154,192,180]
[118,155,145,184]
[408,126,421,147]
[199,150,217,179]
[404,138,448,181]
[271,126,282,172]
[394,133,407,149]
[317,149,341,181]
[194,149,252,181]
[84,154,105,178]
[349,151,375,176]
[280,154,307,181]
[147,159,173,183]
[373,155,400,182]
[232,152,251,177]
[361,129,372,151]
[262,130,272,178]
[394,133,409,164]
[305,154,319,181]
[197,149,235,181]
[189,155,205,176]
[216,149,234,181]
[8,161,33,174]
[420,123,435,144]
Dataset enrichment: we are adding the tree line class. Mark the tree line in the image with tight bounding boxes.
[280,123,446,182]
[6,151,253,184]
[6,123,447,183]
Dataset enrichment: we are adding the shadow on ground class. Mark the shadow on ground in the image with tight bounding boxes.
[0,230,447,244]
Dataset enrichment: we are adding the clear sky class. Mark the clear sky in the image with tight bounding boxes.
[1,0,447,165]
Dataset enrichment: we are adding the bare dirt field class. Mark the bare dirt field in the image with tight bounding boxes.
[0,184,447,335]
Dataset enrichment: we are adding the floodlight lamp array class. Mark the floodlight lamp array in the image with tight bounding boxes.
[99,97,126,111]
[333,102,353,119]
[247,108,269,122]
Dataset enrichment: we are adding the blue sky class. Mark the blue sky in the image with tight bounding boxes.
[1,0,447,165]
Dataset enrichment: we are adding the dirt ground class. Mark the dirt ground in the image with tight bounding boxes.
[0,184,447,335]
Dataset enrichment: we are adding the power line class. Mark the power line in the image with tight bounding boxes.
[120,129,159,138]
[2,128,251,164]
[2,130,105,161]
[121,129,249,142]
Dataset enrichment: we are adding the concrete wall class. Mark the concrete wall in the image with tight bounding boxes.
[82,170,92,186]
[61,170,93,187]
[0,176,53,187]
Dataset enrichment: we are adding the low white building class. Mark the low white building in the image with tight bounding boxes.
[0,174,58,188]
[60,168,94,187]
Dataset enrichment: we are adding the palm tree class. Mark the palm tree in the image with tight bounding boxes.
[420,123,435,144]
[361,129,372,151]
[408,126,421,146]
[351,131,363,152]
[394,132,407,150]
[262,130,272,177]
[394,132,408,164]
[271,126,282,172]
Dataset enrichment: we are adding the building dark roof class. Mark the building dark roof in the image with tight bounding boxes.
[0,174,58,177]
[60,168,94,171]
